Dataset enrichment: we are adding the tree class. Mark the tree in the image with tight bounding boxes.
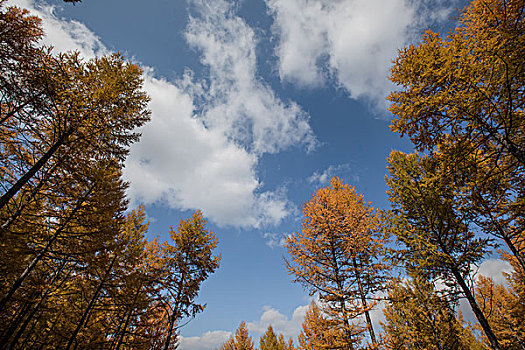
[382,272,483,350]
[286,177,388,349]
[0,2,150,223]
[386,150,501,349]
[260,325,295,350]
[218,321,254,350]
[160,211,221,350]
[388,0,525,271]
[260,326,281,350]
[475,256,525,349]
[298,301,349,350]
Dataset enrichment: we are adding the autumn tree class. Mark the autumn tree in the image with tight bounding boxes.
[298,301,349,350]
[0,4,219,349]
[260,325,296,350]
[388,0,525,271]
[382,271,484,350]
[160,211,221,350]
[286,177,388,349]
[260,326,282,350]
[475,256,525,349]
[386,150,502,349]
[219,321,255,350]
[0,2,150,230]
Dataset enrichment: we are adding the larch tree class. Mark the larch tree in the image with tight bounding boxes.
[260,325,281,350]
[388,0,525,271]
[286,177,388,349]
[475,256,525,349]
[260,325,295,350]
[386,150,501,349]
[298,301,349,350]
[0,4,218,349]
[382,271,483,350]
[0,2,150,229]
[218,321,255,350]
[160,211,221,350]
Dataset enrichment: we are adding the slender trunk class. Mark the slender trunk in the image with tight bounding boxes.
[163,311,177,350]
[0,296,34,347]
[478,198,525,271]
[65,255,117,350]
[0,160,59,236]
[352,257,376,345]
[328,239,354,350]
[8,260,71,349]
[502,234,525,272]
[0,184,93,313]
[450,267,502,350]
[114,283,143,350]
[163,274,185,350]
[0,127,72,211]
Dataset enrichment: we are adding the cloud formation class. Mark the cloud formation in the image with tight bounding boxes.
[267,0,457,108]
[177,304,308,349]
[8,0,317,228]
[247,305,308,340]
[179,330,232,350]
[307,163,358,185]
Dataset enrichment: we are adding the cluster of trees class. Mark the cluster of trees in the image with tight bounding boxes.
[280,0,525,349]
[0,2,220,349]
[217,323,295,350]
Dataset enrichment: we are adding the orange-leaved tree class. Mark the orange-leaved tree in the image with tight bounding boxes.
[218,321,255,350]
[286,177,389,349]
[160,211,221,350]
[388,0,525,271]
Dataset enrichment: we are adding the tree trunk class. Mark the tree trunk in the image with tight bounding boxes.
[114,282,143,350]
[352,257,376,346]
[8,260,72,349]
[0,127,72,211]
[451,267,502,350]
[0,185,93,313]
[0,160,60,235]
[65,254,117,350]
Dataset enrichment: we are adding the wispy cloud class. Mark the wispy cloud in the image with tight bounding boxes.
[307,163,358,185]
[9,0,317,228]
[262,232,290,248]
[185,0,317,155]
[267,0,459,110]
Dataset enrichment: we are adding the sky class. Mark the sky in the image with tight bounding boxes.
[6,0,512,349]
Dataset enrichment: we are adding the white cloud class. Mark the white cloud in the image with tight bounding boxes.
[178,304,308,350]
[307,163,358,185]
[179,330,232,350]
[8,0,317,228]
[477,258,512,285]
[262,232,289,248]
[247,305,308,340]
[267,0,457,109]
[185,0,317,155]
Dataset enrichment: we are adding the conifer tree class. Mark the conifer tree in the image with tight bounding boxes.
[388,0,525,272]
[160,211,221,350]
[386,150,500,349]
[286,177,388,349]
[298,301,349,350]
[219,321,255,350]
[475,257,525,349]
[382,272,483,350]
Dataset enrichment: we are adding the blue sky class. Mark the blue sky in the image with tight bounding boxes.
[9,0,512,348]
